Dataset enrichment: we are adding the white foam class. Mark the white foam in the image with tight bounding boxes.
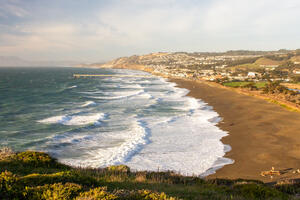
[38,113,106,126]
[59,118,150,168]
[182,97,202,111]
[136,92,152,99]
[80,101,96,107]
[90,89,144,100]
[63,113,105,126]
[38,115,68,124]
[120,84,143,89]
[98,120,149,166]
[79,91,104,95]
[68,85,77,89]
[126,108,232,176]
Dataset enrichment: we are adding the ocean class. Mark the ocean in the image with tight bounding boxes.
[0,67,232,176]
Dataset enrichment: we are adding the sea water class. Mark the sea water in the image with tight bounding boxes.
[0,67,233,176]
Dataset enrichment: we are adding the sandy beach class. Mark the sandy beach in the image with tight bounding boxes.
[171,78,300,183]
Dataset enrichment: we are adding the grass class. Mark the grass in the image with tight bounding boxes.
[254,57,282,66]
[229,63,262,71]
[1,148,299,199]
[266,99,300,112]
[240,63,261,69]
[223,82,267,88]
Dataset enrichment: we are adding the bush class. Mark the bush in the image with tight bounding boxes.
[263,81,287,94]
[242,83,258,90]
[25,182,82,200]
[107,165,130,173]
[14,151,57,168]
[112,189,176,200]
[19,171,98,187]
[0,151,70,176]
[77,188,177,200]
[76,187,117,200]
[0,171,23,199]
[233,184,288,199]
[134,190,173,200]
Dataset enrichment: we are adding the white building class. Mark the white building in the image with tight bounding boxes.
[247,72,256,78]
[293,69,300,74]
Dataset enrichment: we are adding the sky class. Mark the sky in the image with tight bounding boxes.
[0,0,300,62]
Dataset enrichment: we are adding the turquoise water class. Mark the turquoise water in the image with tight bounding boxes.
[0,67,232,176]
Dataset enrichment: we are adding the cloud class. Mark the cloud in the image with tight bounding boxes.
[0,24,78,56]
[0,0,204,59]
[0,0,300,61]
[203,0,300,36]
[96,0,203,47]
[0,0,29,18]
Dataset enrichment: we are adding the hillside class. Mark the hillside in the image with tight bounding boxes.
[291,56,300,63]
[254,58,283,66]
[1,148,300,200]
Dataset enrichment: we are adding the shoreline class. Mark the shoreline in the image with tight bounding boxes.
[170,78,300,182]
[105,64,300,113]
[103,65,300,182]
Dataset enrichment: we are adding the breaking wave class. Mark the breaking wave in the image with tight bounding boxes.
[38,113,106,126]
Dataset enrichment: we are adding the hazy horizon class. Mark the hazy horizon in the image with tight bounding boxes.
[1,0,300,62]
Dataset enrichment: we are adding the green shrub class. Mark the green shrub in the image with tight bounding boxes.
[262,81,293,95]
[14,151,58,167]
[242,83,258,90]
[275,182,300,195]
[19,171,98,187]
[134,190,173,200]
[0,151,70,176]
[233,184,288,199]
[25,182,82,200]
[77,187,117,200]
[107,165,130,173]
[0,171,23,199]
[123,189,176,200]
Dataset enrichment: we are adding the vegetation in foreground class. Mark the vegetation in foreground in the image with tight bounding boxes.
[1,148,300,199]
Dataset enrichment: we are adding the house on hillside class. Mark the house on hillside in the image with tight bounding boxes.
[247,72,262,79]
[260,65,279,68]
[247,72,256,78]
[260,65,279,71]
[199,69,214,76]
[293,69,300,74]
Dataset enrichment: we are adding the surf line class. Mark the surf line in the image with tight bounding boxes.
[73,74,152,78]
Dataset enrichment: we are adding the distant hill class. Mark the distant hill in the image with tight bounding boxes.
[76,62,105,68]
[0,56,31,67]
[0,56,80,67]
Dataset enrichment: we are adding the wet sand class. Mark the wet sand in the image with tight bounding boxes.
[171,78,300,182]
